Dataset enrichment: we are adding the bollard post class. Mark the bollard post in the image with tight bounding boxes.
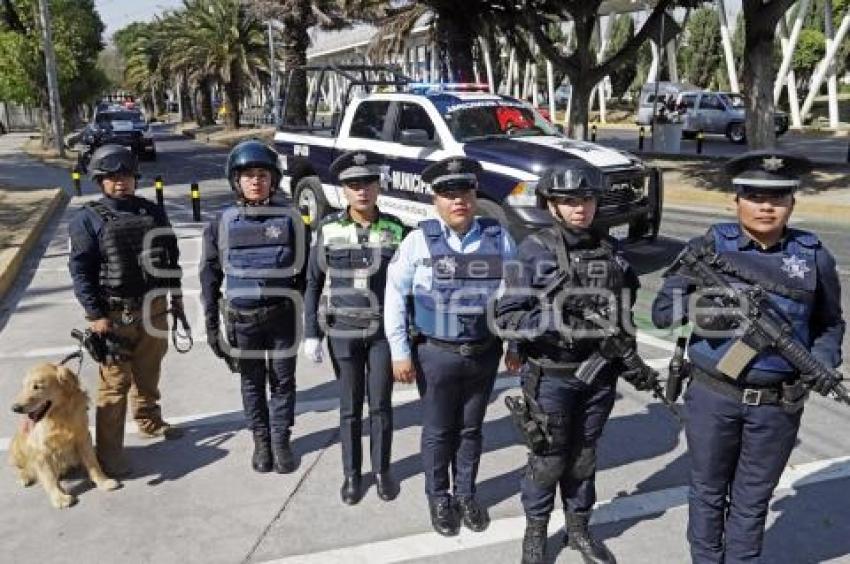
[696,129,704,155]
[155,175,164,208]
[846,141,850,163]
[71,167,81,196]
[191,182,201,222]
[591,124,597,143]
[638,126,645,151]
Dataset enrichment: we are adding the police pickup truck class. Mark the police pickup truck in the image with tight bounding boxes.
[274,67,662,240]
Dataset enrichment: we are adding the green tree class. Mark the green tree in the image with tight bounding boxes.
[793,28,826,85]
[680,7,722,88]
[605,14,637,99]
[0,0,105,145]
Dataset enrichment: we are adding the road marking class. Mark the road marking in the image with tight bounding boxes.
[0,376,524,452]
[263,455,850,564]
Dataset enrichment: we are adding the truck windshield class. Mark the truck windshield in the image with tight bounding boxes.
[442,102,558,142]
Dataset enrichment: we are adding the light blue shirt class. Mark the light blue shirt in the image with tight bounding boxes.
[384,216,517,361]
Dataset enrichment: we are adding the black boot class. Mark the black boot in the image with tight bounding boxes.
[564,511,616,564]
[456,496,490,532]
[340,473,362,505]
[521,516,549,564]
[374,471,399,501]
[428,496,460,536]
[272,439,296,474]
[251,433,273,473]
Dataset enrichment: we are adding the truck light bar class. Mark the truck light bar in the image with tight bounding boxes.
[407,82,491,94]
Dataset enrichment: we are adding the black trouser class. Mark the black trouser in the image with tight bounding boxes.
[328,335,393,476]
[412,340,501,501]
[231,307,297,444]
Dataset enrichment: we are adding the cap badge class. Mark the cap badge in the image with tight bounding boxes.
[446,159,462,173]
[353,153,368,166]
[762,156,784,172]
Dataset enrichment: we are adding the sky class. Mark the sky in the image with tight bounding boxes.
[95,0,186,38]
[95,0,745,40]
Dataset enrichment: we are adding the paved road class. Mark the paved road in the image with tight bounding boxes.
[1,129,849,564]
[594,127,850,164]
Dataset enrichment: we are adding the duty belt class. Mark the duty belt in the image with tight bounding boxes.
[691,366,789,406]
[420,336,497,357]
[106,296,144,311]
[527,357,582,378]
[225,301,291,325]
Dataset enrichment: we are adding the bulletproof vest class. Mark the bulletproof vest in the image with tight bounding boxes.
[87,201,160,298]
[413,218,503,342]
[688,223,817,383]
[529,226,626,360]
[220,204,298,307]
[321,213,404,319]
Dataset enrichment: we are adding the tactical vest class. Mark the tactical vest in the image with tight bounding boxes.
[220,204,298,307]
[413,218,504,342]
[87,201,161,298]
[688,223,818,383]
[321,213,404,324]
[528,226,627,361]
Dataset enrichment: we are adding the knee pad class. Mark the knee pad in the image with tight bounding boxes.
[569,445,597,481]
[527,453,568,489]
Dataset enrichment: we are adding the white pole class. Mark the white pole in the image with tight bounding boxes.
[505,48,515,95]
[716,0,739,93]
[666,42,679,82]
[547,60,556,122]
[513,55,521,98]
[774,0,810,103]
[430,42,438,82]
[825,0,839,128]
[531,43,539,106]
[778,16,803,128]
[596,16,610,123]
[648,41,660,84]
[480,37,495,93]
[37,0,64,156]
[801,12,850,121]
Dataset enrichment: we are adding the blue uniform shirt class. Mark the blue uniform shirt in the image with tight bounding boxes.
[384,216,517,361]
[652,228,845,376]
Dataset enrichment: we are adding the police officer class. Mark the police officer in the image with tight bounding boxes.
[302,150,406,505]
[652,151,845,563]
[384,156,518,536]
[200,140,307,474]
[495,164,652,564]
[68,144,183,477]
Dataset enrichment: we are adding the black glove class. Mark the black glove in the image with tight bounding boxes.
[801,371,842,396]
[694,294,741,332]
[207,325,227,359]
[623,365,659,392]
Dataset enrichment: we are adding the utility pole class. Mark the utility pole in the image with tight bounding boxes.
[37,0,65,157]
[268,21,279,124]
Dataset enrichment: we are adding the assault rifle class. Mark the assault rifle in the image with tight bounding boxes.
[677,248,850,405]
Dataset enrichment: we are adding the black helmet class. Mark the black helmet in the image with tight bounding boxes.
[536,163,603,200]
[89,144,138,180]
[226,140,281,192]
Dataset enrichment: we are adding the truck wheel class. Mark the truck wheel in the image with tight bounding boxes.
[627,217,659,242]
[294,176,329,226]
[727,122,746,144]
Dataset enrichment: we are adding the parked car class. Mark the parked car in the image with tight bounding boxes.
[274,65,663,241]
[674,90,789,144]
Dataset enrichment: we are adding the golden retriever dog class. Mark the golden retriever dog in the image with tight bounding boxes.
[9,363,119,508]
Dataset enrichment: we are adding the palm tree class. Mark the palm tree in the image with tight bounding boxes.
[178,0,270,129]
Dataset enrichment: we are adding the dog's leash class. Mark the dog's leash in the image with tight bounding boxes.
[168,307,193,353]
[59,345,84,375]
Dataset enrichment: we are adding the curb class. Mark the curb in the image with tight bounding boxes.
[0,188,69,301]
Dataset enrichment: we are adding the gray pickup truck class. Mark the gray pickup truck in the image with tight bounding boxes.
[675,90,789,144]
